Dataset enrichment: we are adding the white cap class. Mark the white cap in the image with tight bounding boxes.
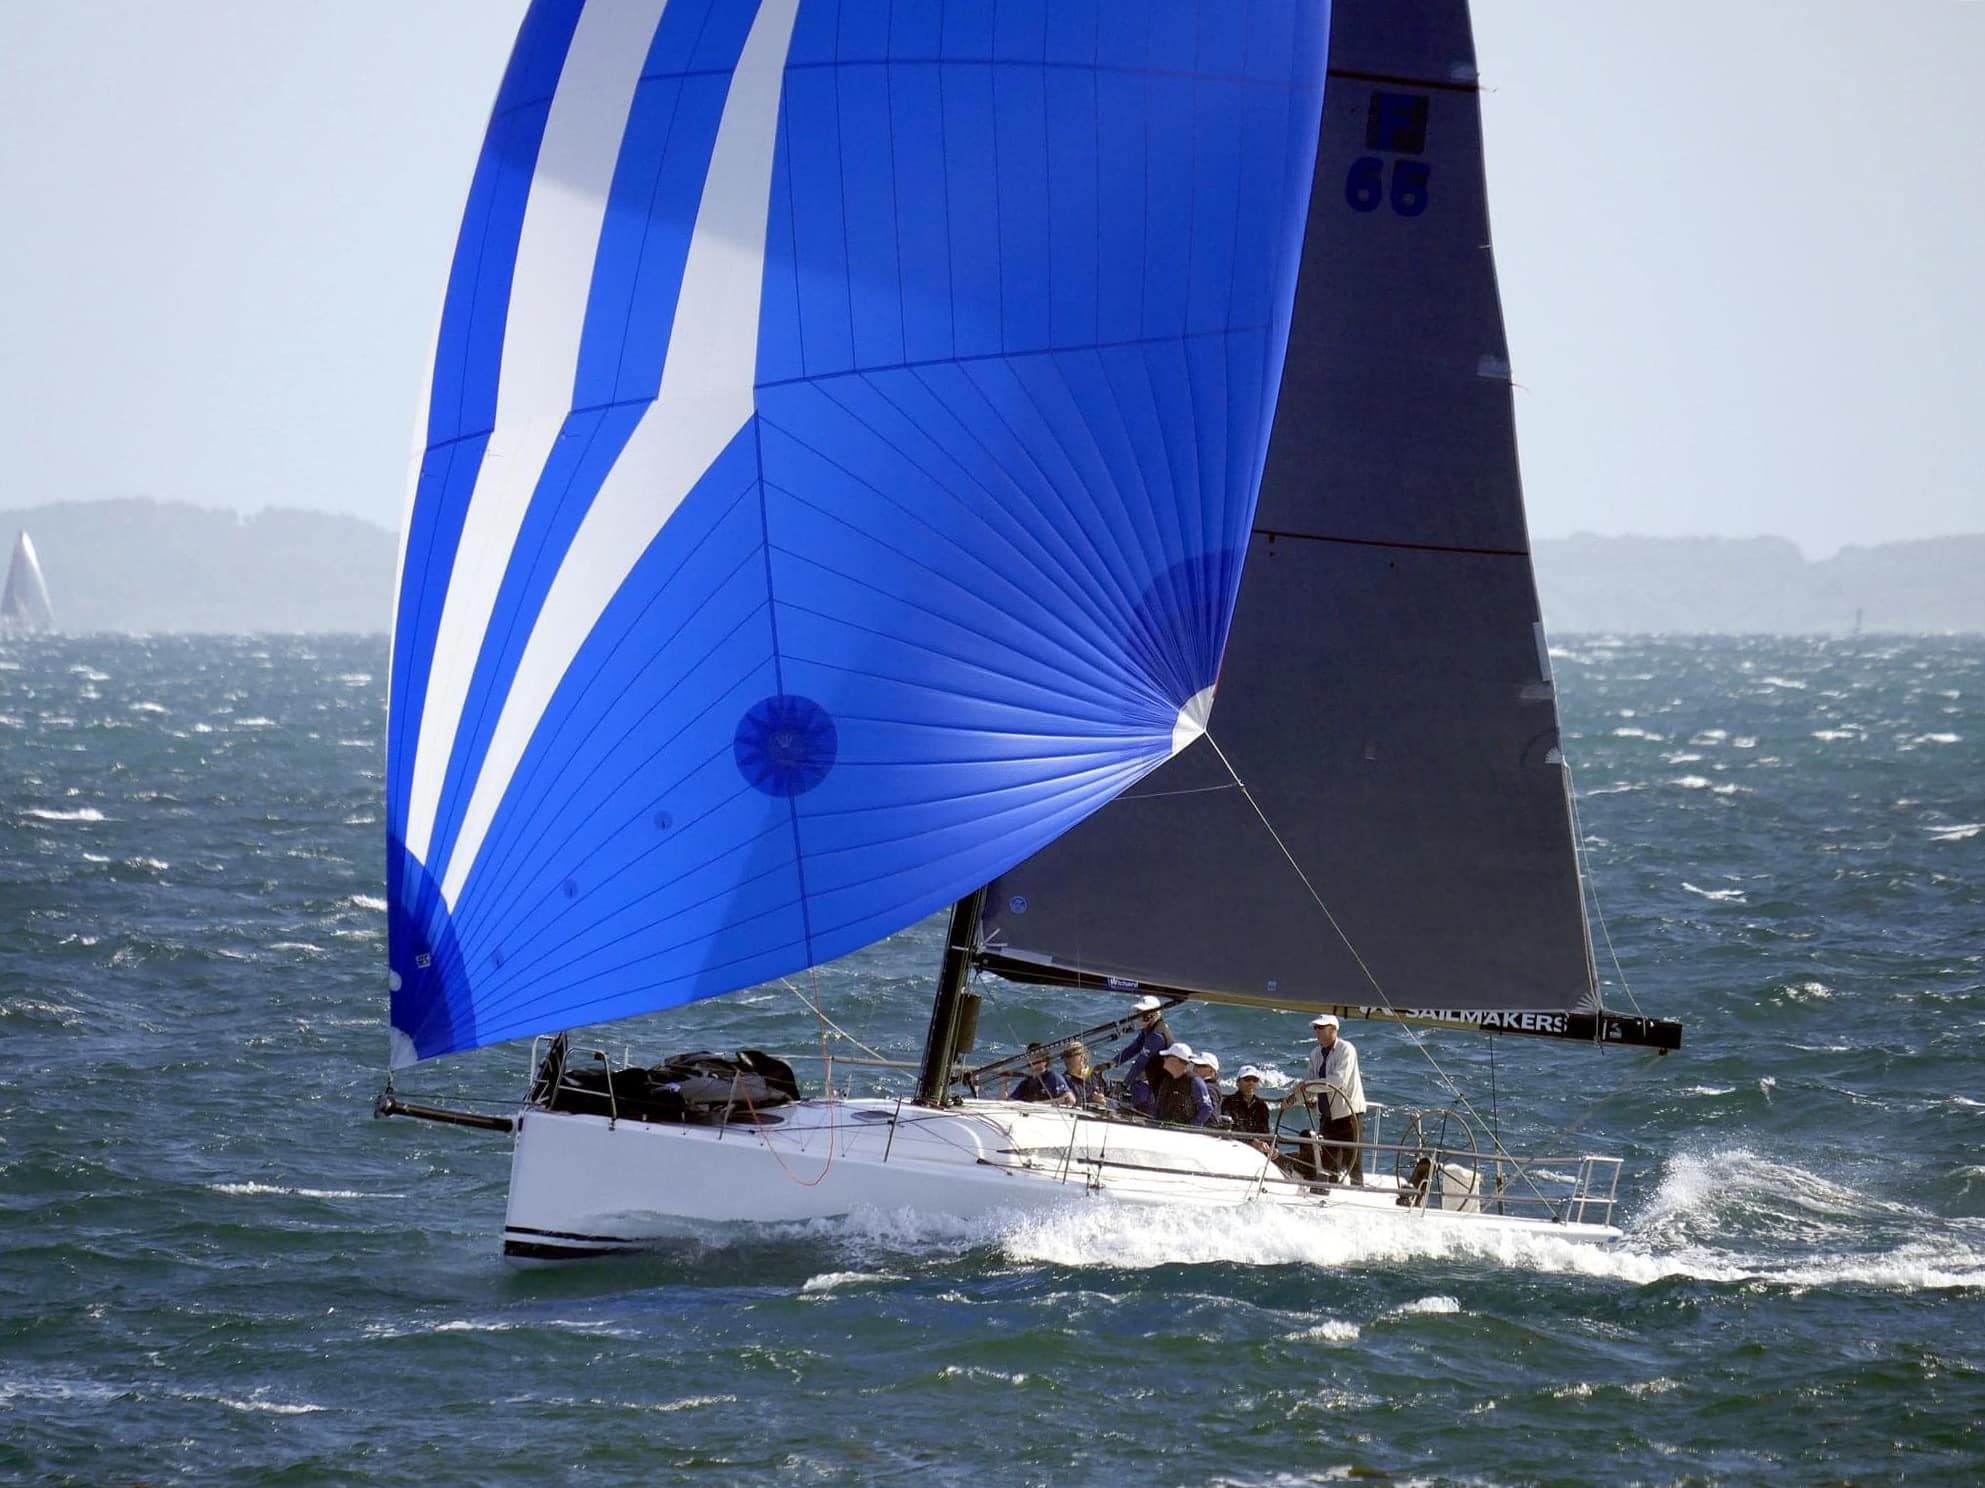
[1132,995,1164,1014]
[1311,1014,1340,1029]
[1159,1042,1194,1062]
[1236,1065,1265,1083]
[1192,1051,1219,1073]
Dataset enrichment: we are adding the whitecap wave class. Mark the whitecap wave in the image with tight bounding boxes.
[185,1392,326,1415]
[1292,1319,1361,1342]
[1681,881,1746,902]
[1389,1294,1461,1316]
[938,1364,1031,1385]
[801,1270,891,1293]
[23,806,105,822]
[208,1182,402,1200]
[0,1375,124,1406]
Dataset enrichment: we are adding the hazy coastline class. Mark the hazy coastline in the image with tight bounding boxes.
[5,497,1980,636]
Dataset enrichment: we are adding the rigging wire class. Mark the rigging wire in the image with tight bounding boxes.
[1201,730,1567,1216]
[783,977,894,1066]
[1533,1048,1664,1158]
[1563,762,1646,1017]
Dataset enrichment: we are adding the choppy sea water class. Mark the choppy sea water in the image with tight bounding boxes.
[1,633,1981,1487]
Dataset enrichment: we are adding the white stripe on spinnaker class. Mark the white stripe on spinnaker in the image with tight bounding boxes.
[438,0,801,910]
[389,298,444,712]
[403,0,672,866]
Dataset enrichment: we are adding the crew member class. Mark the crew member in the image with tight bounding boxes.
[1151,1043,1214,1126]
[1287,1015,1366,1183]
[1060,1040,1110,1107]
[1008,1042,1070,1103]
[1109,995,1172,1115]
[1221,1065,1272,1139]
[1192,1050,1223,1105]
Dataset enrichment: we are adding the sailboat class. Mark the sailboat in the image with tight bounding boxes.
[1,531,55,635]
[380,0,1681,1260]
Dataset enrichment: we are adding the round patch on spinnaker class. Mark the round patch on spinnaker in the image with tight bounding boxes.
[734,694,838,798]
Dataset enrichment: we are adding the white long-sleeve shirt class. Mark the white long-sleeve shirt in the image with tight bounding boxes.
[1304,1037,1366,1120]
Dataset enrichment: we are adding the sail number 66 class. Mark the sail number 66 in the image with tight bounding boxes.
[1345,157,1430,217]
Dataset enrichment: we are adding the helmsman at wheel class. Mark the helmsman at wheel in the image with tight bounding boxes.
[1301,1014,1366,1184]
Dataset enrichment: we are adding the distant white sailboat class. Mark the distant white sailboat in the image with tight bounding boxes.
[378,0,1679,1260]
[1,531,54,635]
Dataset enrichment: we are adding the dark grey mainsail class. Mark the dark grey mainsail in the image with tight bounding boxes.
[981,0,1620,1033]
[1,531,54,634]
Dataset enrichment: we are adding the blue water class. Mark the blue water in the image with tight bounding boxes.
[2,634,1982,1486]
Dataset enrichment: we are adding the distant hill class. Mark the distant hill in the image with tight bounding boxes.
[0,499,393,634]
[1533,533,1985,635]
[2,499,1979,635]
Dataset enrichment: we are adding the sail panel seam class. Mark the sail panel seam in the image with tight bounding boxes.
[1255,528,1529,558]
[1326,67,1479,96]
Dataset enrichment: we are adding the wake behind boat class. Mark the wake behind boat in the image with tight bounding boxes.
[378,0,1680,1258]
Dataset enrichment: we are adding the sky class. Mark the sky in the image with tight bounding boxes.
[2,2,1980,558]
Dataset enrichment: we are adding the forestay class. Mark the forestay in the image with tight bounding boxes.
[386,0,1331,1064]
[984,0,1601,1018]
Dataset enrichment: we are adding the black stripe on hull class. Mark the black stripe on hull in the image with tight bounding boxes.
[502,1223,644,1262]
[503,1237,642,1261]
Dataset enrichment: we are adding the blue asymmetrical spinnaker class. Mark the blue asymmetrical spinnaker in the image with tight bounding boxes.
[386,0,1329,1065]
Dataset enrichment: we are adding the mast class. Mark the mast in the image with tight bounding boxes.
[912,886,987,1108]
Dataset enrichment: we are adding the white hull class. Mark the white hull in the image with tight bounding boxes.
[503,1097,1622,1258]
